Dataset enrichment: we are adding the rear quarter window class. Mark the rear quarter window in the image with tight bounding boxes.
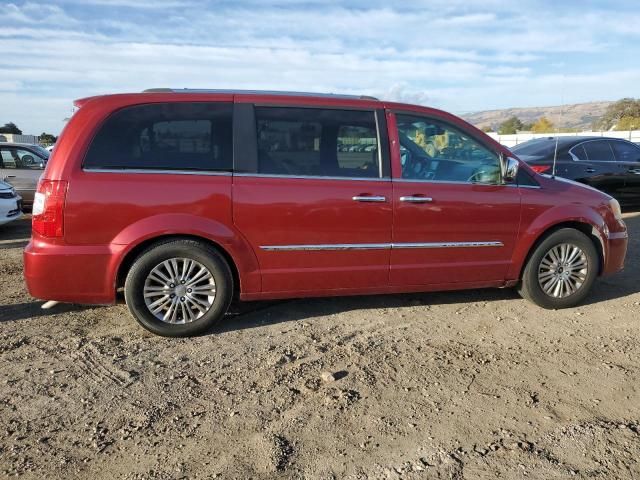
[83,102,233,171]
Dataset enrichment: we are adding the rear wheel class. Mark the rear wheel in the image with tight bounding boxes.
[518,228,599,309]
[124,239,233,337]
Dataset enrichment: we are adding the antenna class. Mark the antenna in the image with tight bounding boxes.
[552,135,559,178]
[551,74,566,178]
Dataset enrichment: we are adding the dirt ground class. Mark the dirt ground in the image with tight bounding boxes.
[1,213,639,480]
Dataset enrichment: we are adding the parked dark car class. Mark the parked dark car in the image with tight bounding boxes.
[0,143,49,208]
[512,137,640,206]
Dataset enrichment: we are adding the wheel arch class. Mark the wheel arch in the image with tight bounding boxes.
[116,234,251,301]
[516,221,604,280]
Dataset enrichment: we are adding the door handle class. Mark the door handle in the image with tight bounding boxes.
[628,169,640,175]
[4,175,16,179]
[584,168,596,173]
[352,195,386,202]
[399,196,433,203]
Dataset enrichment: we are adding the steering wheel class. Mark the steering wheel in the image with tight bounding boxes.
[403,151,431,179]
[467,165,500,183]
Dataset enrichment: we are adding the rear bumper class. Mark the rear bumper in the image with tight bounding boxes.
[23,239,122,304]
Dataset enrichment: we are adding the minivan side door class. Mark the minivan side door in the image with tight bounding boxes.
[232,104,392,294]
[388,111,521,286]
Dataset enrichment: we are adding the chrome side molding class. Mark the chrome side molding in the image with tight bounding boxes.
[260,243,390,251]
[260,241,504,251]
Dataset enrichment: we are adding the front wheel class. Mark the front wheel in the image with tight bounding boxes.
[124,239,233,337]
[518,228,599,309]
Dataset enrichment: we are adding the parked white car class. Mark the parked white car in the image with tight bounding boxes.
[0,180,23,226]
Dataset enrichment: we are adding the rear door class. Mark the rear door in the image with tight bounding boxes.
[388,111,521,286]
[609,140,640,204]
[573,140,626,199]
[232,104,392,293]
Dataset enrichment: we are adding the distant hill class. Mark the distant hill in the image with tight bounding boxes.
[462,101,613,131]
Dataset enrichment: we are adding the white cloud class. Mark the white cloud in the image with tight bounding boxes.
[1,0,640,133]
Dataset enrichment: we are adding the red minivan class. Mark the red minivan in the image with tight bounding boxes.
[24,89,628,336]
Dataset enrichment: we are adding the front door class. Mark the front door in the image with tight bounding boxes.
[233,105,392,293]
[389,112,521,286]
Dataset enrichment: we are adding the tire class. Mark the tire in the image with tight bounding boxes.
[124,239,233,337]
[518,228,599,309]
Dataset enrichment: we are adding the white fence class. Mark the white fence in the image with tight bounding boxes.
[487,130,640,148]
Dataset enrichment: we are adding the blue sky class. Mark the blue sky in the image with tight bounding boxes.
[2,0,640,134]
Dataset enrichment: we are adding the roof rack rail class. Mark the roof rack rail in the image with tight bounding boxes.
[142,88,378,101]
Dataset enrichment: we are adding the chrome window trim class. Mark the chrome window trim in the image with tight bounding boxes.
[569,139,616,162]
[392,178,540,189]
[393,178,501,186]
[82,168,232,176]
[260,241,503,251]
[234,172,390,182]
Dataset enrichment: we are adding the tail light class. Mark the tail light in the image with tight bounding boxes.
[530,165,551,174]
[32,180,68,237]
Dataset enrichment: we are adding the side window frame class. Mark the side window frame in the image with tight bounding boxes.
[15,148,44,170]
[575,139,616,162]
[391,110,502,185]
[82,101,234,173]
[610,139,640,162]
[568,144,588,161]
[233,103,391,180]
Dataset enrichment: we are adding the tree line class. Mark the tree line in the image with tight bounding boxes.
[0,122,57,144]
[481,97,640,134]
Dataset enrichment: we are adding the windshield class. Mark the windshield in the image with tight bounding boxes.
[511,139,558,157]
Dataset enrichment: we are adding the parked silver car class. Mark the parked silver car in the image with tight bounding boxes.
[0,143,48,208]
[0,180,22,226]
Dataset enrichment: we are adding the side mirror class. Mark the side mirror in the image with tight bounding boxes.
[501,155,519,183]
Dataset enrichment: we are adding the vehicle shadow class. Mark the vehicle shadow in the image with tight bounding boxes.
[217,288,520,334]
[0,301,96,323]
[0,217,31,249]
[0,240,29,250]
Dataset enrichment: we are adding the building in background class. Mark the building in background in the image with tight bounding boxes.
[0,133,40,144]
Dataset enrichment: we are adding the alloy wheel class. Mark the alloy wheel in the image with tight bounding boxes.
[143,257,217,324]
[537,243,588,299]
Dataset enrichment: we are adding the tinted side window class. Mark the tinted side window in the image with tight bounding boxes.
[570,144,588,160]
[582,141,615,162]
[0,149,17,169]
[0,148,44,169]
[396,114,500,183]
[84,102,232,171]
[255,107,379,178]
[611,140,640,162]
